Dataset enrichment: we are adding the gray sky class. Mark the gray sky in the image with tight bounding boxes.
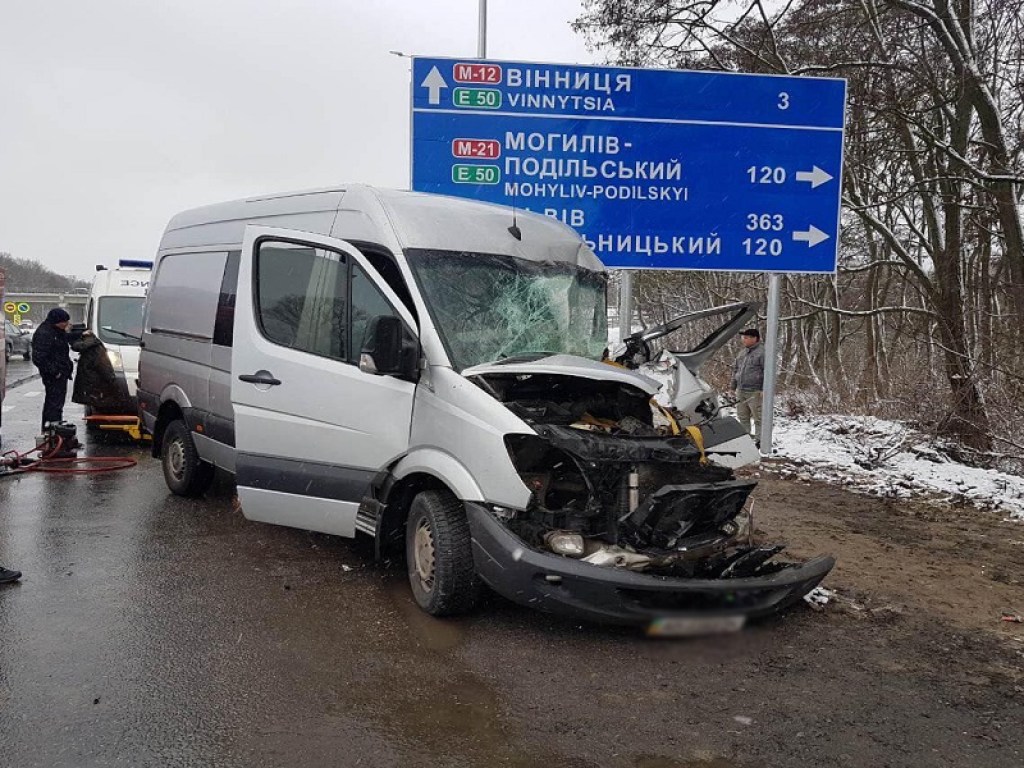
[0,0,596,278]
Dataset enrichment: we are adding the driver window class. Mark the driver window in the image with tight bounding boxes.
[257,239,402,366]
[350,262,399,362]
[256,240,348,361]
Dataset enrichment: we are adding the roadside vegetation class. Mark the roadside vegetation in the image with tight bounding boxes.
[578,0,1024,471]
[0,252,89,293]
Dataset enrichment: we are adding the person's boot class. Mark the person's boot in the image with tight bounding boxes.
[0,566,22,584]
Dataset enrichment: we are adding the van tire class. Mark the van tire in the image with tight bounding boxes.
[162,419,214,497]
[406,490,481,616]
[22,350,31,360]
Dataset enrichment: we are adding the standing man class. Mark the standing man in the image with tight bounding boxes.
[31,308,74,432]
[730,328,765,447]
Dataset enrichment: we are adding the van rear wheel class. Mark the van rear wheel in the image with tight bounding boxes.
[406,490,481,616]
[162,419,214,497]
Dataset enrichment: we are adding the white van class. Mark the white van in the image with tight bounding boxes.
[138,185,832,628]
[83,260,150,420]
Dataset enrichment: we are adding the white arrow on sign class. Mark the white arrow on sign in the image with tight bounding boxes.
[421,66,448,105]
[792,225,830,248]
[795,165,833,188]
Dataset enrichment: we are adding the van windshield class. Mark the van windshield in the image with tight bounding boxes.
[406,249,607,370]
[97,297,145,346]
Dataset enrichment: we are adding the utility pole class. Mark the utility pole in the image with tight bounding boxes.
[478,0,487,58]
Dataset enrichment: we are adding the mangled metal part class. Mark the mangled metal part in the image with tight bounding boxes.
[581,544,651,571]
[620,480,757,550]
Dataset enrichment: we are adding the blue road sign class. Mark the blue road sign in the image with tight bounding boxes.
[411,57,846,273]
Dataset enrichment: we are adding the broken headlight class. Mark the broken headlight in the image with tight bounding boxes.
[543,530,585,557]
[504,434,589,511]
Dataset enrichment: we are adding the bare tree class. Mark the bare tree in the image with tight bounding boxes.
[577,0,1024,454]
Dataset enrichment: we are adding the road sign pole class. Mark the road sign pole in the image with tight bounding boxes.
[759,273,781,456]
[618,270,634,341]
[477,0,487,58]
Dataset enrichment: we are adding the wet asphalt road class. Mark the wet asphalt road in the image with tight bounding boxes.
[2,361,1023,768]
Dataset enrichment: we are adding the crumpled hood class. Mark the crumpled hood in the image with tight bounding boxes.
[463,354,661,395]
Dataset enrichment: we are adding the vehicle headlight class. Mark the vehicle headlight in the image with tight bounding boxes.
[107,348,123,369]
[543,530,585,557]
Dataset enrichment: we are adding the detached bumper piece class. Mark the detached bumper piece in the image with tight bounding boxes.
[465,502,835,627]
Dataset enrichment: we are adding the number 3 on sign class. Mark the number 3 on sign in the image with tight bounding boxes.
[778,92,790,110]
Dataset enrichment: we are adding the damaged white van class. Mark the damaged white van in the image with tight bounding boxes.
[138,185,833,629]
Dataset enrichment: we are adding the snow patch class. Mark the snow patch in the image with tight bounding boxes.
[767,414,1024,521]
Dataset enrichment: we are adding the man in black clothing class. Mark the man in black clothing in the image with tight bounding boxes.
[31,307,74,432]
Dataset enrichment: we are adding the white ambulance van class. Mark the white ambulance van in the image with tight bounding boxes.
[84,260,151,421]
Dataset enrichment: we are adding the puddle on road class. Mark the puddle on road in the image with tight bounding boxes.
[385,572,466,652]
[322,570,594,768]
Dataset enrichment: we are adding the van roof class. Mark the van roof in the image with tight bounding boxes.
[91,265,150,298]
[161,185,603,271]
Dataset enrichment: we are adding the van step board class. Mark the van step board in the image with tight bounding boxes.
[355,497,381,537]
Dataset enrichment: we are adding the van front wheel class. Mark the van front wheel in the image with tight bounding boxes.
[162,419,214,497]
[406,490,481,616]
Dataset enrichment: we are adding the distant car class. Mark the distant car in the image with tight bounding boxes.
[18,319,35,331]
[4,319,31,361]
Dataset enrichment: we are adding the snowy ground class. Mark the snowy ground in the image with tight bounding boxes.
[763,414,1024,522]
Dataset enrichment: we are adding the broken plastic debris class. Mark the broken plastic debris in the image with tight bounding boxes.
[733,715,753,726]
[1001,613,1023,623]
[803,586,835,610]
[341,565,353,572]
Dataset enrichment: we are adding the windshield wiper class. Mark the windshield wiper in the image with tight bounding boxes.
[101,326,142,342]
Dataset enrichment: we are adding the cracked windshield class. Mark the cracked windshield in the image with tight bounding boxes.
[406,248,607,369]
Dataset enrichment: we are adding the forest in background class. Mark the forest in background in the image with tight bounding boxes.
[0,252,89,294]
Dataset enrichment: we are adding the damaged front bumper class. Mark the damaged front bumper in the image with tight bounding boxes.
[465,502,835,627]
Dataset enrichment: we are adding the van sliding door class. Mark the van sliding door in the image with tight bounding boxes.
[231,225,418,537]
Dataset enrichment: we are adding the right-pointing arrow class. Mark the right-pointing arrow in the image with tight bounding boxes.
[795,166,833,188]
[793,225,830,248]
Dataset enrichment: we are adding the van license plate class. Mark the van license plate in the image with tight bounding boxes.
[647,615,746,637]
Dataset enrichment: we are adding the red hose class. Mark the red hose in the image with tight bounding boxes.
[1,436,137,476]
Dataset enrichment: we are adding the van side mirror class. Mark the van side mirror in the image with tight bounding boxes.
[359,315,418,380]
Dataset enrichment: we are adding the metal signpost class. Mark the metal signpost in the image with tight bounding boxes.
[410,56,846,454]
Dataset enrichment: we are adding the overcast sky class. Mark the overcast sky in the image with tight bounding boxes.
[0,0,598,278]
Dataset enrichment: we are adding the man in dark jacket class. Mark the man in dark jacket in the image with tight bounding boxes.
[729,328,765,446]
[31,308,74,431]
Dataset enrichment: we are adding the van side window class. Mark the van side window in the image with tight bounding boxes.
[149,251,227,340]
[351,263,400,361]
[213,250,240,347]
[256,240,349,360]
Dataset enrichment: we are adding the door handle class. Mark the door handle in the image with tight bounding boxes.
[238,372,282,386]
